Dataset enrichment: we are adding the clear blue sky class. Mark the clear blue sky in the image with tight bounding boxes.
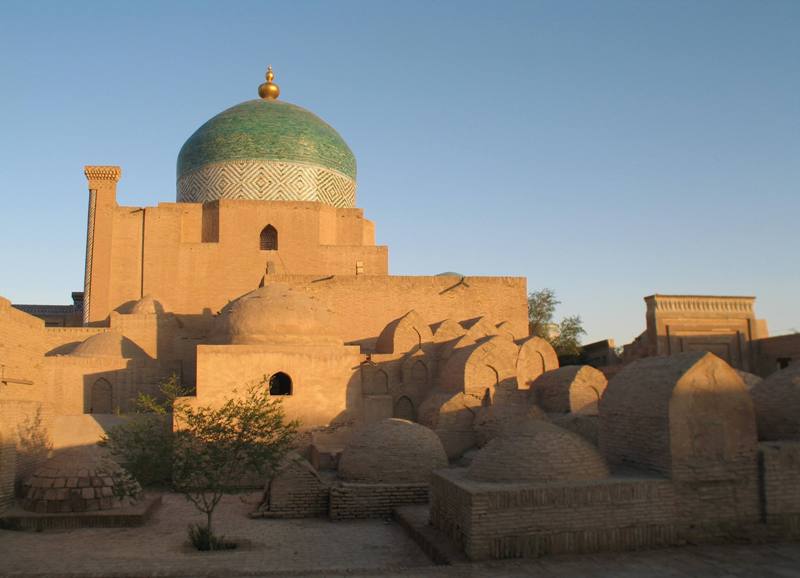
[1,0,798,345]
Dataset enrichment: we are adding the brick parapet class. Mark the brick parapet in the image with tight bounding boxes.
[328,482,429,520]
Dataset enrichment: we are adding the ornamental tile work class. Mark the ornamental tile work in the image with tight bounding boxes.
[177,159,356,207]
[177,99,356,181]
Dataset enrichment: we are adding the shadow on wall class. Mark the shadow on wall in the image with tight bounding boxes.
[14,407,53,493]
[80,367,182,415]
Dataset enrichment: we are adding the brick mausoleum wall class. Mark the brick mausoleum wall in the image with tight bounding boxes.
[248,275,528,349]
[91,200,389,324]
[761,441,800,535]
[328,482,429,520]
[0,299,53,512]
[431,469,680,561]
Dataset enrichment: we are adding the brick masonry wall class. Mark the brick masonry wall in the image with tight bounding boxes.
[91,200,389,323]
[431,469,680,561]
[753,334,800,376]
[261,461,330,518]
[328,482,429,520]
[429,471,474,551]
[0,300,54,512]
[761,442,800,526]
[670,458,760,526]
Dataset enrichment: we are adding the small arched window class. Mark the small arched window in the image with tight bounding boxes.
[269,372,292,396]
[260,225,278,251]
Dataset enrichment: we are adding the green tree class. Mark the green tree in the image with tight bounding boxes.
[527,289,586,358]
[100,375,191,486]
[171,382,298,548]
[551,315,587,358]
[527,288,560,338]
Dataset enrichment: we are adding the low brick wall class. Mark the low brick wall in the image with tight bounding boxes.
[329,482,429,520]
[431,469,681,560]
[0,494,161,531]
[761,441,800,536]
[260,475,329,519]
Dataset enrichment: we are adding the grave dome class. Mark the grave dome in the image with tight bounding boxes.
[217,283,338,345]
[338,418,448,484]
[70,331,147,359]
[22,449,140,513]
[468,419,609,483]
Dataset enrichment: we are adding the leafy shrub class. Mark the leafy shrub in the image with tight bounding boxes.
[99,375,191,486]
[187,523,237,551]
[172,382,298,538]
[101,375,298,550]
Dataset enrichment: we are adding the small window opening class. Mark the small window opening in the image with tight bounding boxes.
[260,225,278,251]
[269,372,292,395]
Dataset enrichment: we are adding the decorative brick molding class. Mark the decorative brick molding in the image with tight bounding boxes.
[82,188,96,326]
[84,166,121,184]
[646,294,755,315]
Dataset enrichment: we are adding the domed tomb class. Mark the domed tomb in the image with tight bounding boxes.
[177,67,356,207]
[418,391,482,459]
[473,403,547,447]
[750,362,800,440]
[468,419,610,483]
[530,365,608,415]
[216,283,339,345]
[69,331,147,359]
[338,419,448,484]
[600,352,757,478]
[22,449,140,513]
[736,369,763,389]
[130,294,167,315]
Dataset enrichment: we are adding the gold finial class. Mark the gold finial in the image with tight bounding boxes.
[258,65,280,100]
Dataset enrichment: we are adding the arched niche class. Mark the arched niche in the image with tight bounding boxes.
[89,378,113,414]
[260,225,278,251]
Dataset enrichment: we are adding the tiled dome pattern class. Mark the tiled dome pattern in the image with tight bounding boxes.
[177,99,356,206]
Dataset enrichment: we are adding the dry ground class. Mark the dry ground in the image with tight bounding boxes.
[0,492,429,576]
[1,492,799,577]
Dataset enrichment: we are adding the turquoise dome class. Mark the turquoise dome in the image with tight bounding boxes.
[176,99,357,207]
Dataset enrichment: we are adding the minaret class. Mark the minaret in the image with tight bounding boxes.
[83,166,121,325]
